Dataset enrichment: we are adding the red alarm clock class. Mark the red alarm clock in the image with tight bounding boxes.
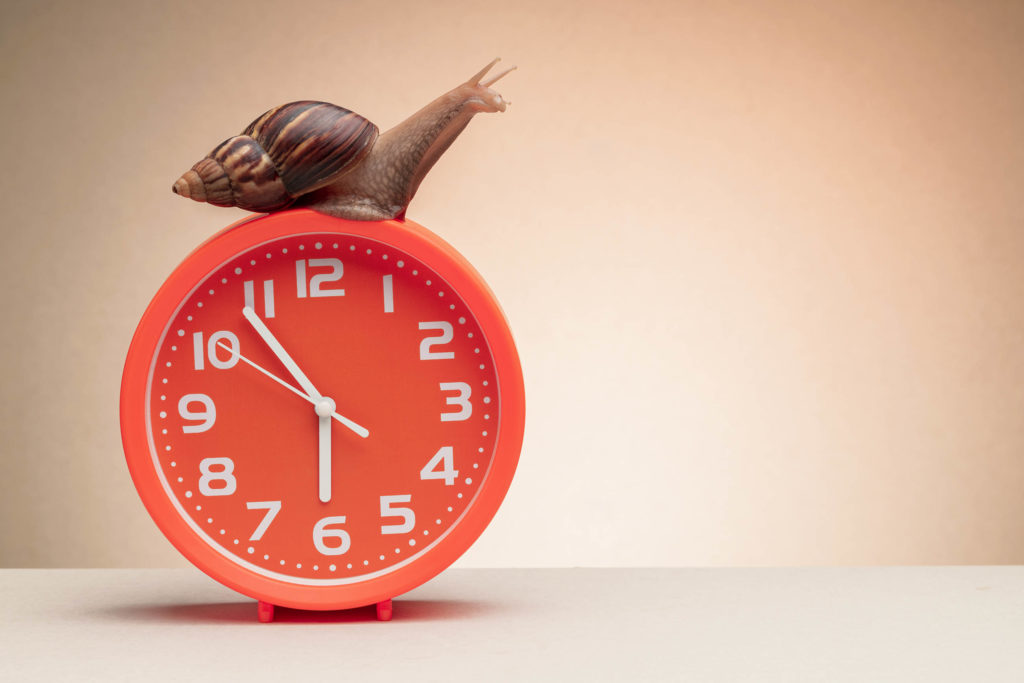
[120,209,525,621]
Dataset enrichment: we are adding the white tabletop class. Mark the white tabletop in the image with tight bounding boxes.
[1,567,1021,681]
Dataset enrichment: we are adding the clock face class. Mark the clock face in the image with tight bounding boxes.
[122,211,523,608]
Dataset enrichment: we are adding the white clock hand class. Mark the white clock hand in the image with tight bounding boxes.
[217,341,369,438]
[316,398,335,503]
[242,306,354,503]
[243,306,322,401]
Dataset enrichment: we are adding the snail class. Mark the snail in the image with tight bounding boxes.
[172,58,515,221]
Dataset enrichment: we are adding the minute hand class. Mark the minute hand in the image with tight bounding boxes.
[242,306,323,400]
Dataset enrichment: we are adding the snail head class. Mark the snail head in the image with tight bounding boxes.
[459,57,516,113]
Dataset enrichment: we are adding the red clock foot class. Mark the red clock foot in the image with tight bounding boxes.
[257,600,275,623]
[376,599,393,621]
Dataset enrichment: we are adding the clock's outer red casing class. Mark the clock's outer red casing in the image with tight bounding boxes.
[120,210,525,610]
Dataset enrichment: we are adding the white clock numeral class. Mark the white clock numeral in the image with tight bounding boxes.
[244,279,275,318]
[382,274,394,313]
[246,500,281,541]
[420,446,458,486]
[439,382,472,422]
[198,457,236,496]
[313,516,351,555]
[419,321,455,360]
[178,393,216,433]
[192,331,240,370]
[379,495,415,534]
[296,258,344,298]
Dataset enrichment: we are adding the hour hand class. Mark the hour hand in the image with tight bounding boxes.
[243,306,322,400]
[217,341,369,438]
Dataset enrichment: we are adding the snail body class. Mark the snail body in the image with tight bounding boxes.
[173,59,514,221]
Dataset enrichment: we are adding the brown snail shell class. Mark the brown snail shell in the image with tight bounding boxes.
[172,101,379,212]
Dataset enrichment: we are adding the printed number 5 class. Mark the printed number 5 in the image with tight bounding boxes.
[380,495,415,534]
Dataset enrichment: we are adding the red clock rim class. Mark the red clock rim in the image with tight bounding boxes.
[120,209,525,610]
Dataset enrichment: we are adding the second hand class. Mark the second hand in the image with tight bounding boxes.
[217,341,370,439]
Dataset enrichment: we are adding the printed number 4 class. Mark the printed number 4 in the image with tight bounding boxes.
[420,446,458,486]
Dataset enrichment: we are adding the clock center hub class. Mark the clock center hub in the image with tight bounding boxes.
[315,397,336,418]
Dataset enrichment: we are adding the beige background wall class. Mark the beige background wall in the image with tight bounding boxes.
[1,0,1022,568]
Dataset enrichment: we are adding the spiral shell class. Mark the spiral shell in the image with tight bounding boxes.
[172,101,379,212]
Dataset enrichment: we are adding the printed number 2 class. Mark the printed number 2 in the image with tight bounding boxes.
[419,322,454,360]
